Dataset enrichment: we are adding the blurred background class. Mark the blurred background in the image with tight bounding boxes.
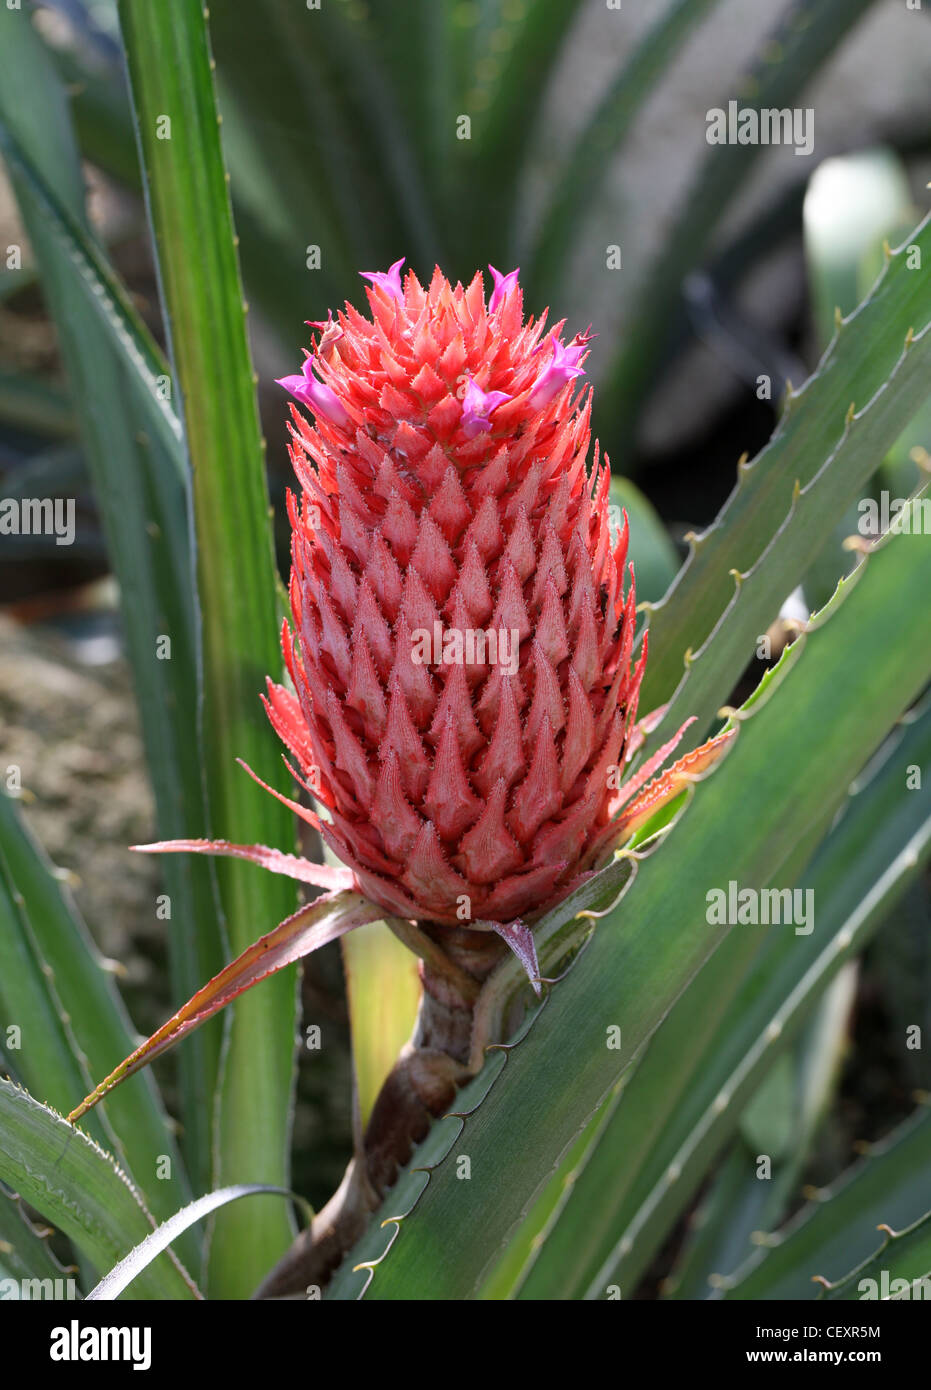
[1,0,929,1235]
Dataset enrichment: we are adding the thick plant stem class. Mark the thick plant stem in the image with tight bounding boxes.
[254,925,508,1298]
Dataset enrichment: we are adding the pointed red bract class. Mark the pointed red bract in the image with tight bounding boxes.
[131,838,354,890]
[68,891,382,1123]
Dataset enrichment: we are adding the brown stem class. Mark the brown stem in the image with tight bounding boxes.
[254,923,508,1299]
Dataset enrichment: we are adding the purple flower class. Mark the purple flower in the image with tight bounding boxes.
[276,355,350,427]
[487,264,520,313]
[360,256,406,302]
[528,332,592,411]
[461,376,512,438]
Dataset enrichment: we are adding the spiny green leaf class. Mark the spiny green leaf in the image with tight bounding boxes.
[0,1082,197,1301]
[546,693,931,1301]
[639,211,931,743]
[0,791,196,1264]
[722,1102,931,1301]
[0,1186,79,1295]
[665,965,858,1298]
[328,502,931,1299]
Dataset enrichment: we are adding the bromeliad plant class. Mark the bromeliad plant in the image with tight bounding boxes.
[1,0,930,1303]
[67,259,732,1291]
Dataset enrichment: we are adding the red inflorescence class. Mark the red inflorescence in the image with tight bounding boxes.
[267,261,648,926]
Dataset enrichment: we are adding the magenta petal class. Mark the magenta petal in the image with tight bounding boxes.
[488,264,520,313]
[276,356,349,427]
[360,256,406,302]
[528,335,589,411]
[461,376,512,438]
[275,372,311,401]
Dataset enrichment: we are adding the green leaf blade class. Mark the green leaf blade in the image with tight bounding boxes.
[0,1082,196,1301]
[117,0,302,1295]
[0,1,224,1194]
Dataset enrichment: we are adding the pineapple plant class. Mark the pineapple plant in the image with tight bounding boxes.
[0,0,928,1319]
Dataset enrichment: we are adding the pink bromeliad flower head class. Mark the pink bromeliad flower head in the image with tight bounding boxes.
[256,261,723,931]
